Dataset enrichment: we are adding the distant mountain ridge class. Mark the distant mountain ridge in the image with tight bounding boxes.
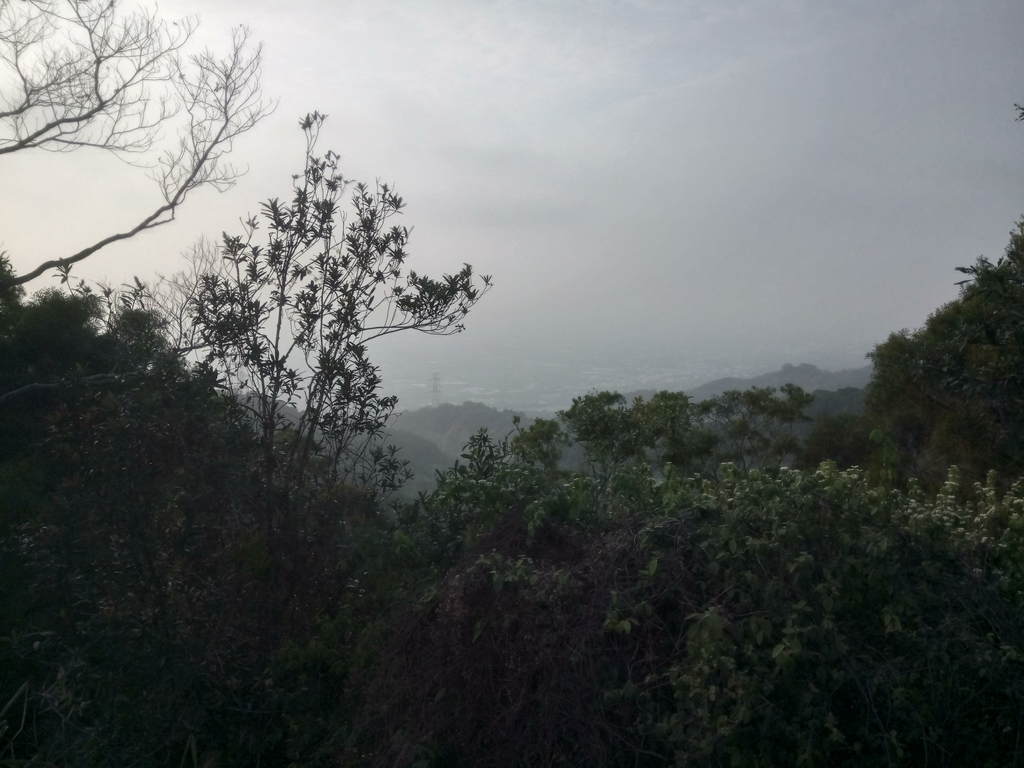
[686,363,872,400]
[619,363,872,404]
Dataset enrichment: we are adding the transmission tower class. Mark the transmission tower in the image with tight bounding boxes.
[431,372,440,407]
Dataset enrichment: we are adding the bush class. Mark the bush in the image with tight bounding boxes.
[348,455,1024,767]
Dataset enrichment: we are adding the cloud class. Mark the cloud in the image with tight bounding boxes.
[4,0,1023,408]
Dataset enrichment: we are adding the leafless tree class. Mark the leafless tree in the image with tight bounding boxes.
[0,0,273,287]
[148,235,221,352]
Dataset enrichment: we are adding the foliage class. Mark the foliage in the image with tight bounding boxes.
[697,383,814,474]
[188,112,489,504]
[867,218,1024,489]
[0,111,488,766]
[635,389,711,470]
[559,391,647,482]
[648,465,1024,767]
[805,386,867,419]
[797,412,876,471]
[351,454,1024,767]
[414,428,551,567]
[946,221,1024,452]
[510,416,570,479]
[6,357,263,765]
[557,385,812,485]
[0,254,22,306]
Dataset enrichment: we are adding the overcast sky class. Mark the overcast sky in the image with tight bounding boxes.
[3,0,1023,408]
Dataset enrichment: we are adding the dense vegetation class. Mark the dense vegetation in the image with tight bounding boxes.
[3,71,1024,765]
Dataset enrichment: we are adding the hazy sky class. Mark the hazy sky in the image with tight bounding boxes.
[3,0,1023,408]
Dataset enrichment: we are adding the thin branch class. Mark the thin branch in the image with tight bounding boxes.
[0,4,273,287]
[0,372,120,406]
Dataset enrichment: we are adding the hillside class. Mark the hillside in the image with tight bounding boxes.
[391,401,532,458]
[385,428,456,499]
[387,402,535,496]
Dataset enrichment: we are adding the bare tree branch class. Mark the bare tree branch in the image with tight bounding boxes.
[0,0,188,155]
[148,235,222,352]
[0,1,274,287]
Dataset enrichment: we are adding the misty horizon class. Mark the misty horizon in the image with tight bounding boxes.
[3,0,1022,410]
[378,338,874,412]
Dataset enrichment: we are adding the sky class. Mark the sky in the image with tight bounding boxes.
[2,0,1023,409]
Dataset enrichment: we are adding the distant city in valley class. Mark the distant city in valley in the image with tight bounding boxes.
[376,340,874,412]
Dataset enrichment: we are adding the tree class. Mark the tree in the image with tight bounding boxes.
[511,416,570,480]
[697,384,813,473]
[867,216,1024,488]
[556,387,813,485]
[0,0,272,287]
[797,412,875,471]
[633,389,711,472]
[559,391,645,483]
[187,111,491,510]
[0,101,489,762]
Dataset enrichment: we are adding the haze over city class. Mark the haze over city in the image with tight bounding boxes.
[3,0,1022,409]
